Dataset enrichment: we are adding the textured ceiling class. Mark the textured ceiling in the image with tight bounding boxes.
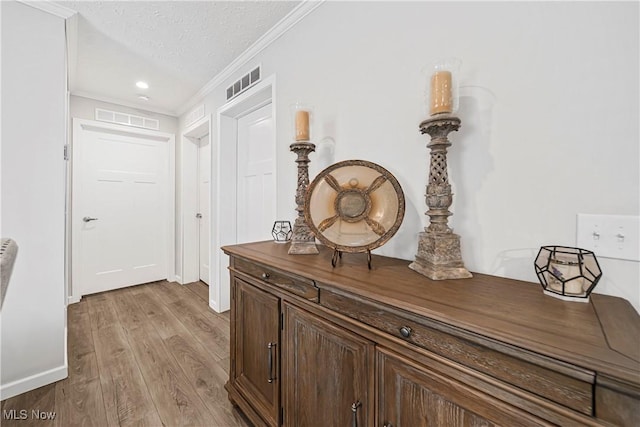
[57,1,301,115]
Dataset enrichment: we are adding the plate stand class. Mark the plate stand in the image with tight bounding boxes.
[331,249,372,270]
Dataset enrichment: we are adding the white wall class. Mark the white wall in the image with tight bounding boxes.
[1,1,68,399]
[182,2,639,313]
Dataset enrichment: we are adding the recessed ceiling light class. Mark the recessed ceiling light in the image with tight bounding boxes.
[138,95,150,101]
[136,81,149,89]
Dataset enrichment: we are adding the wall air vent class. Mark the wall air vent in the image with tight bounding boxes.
[226,66,261,102]
[95,108,160,131]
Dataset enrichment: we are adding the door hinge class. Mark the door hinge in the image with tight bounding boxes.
[280,312,284,330]
[63,144,70,161]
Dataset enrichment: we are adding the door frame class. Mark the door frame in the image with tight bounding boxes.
[180,114,212,285]
[70,118,176,302]
[213,74,276,313]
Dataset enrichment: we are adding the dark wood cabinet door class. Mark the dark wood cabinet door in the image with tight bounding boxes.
[282,302,374,427]
[233,278,280,426]
[378,348,549,427]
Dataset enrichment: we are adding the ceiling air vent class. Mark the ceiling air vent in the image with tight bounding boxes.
[95,108,160,130]
[226,66,261,101]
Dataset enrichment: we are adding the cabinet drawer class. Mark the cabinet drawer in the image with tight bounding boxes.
[320,287,594,415]
[378,347,550,427]
[234,257,319,302]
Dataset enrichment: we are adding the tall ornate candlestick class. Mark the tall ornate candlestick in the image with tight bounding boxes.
[288,141,319,255]
[409,115,472,279]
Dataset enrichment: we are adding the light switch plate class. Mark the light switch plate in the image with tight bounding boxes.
[576,214,640,261]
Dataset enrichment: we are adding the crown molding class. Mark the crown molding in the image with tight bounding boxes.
[176,0,324,116]
[19,1,76,19]
[71,92,178,118]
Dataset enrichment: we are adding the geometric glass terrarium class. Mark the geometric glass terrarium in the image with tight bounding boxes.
[272,220,293,243]
[534,246,603,302]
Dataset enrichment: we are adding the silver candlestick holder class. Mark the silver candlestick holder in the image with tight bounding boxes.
[288,141,319,255]
[409,115,472,280]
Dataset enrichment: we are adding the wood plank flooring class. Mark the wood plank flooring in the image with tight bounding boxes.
[1,281,251,427]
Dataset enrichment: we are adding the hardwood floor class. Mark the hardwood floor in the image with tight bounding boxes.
[1,281,251,427]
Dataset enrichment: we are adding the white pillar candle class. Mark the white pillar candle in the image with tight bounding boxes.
[430,71,453,115]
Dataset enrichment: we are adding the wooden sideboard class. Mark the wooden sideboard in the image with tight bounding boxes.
[223,241,640,427]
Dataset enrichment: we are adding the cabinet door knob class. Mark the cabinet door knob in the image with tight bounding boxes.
[383,424,394,427]
[261,272,270,279]
[351,401,362,427]
[399,326,412,338]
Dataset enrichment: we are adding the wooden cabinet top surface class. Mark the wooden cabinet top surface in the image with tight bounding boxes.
[223,241,640,387]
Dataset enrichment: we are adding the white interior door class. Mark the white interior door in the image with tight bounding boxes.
[73,120,172,297]
[180,116,210,286]
[236,103,275,243]
[215,76,276,313]
[198,134,210,284]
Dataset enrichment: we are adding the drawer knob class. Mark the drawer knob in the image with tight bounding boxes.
[261,272,270,279]
[399,326,412,338]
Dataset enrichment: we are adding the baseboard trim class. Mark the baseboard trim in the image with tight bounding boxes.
[67,294,81,305]
[0,365,68,401]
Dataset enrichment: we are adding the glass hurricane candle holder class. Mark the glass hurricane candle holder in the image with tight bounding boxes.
[272,220,293,243]
[426,58,461,116]
[291,102,313,142]
[534,246,602,302]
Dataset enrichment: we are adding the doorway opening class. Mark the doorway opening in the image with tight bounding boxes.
[181,116,212,287]
[71,119,175,301]
[212,75,276,313]
[236,102,275,244]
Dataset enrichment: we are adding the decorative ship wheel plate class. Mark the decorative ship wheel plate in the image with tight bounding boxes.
[305,160,405,265]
